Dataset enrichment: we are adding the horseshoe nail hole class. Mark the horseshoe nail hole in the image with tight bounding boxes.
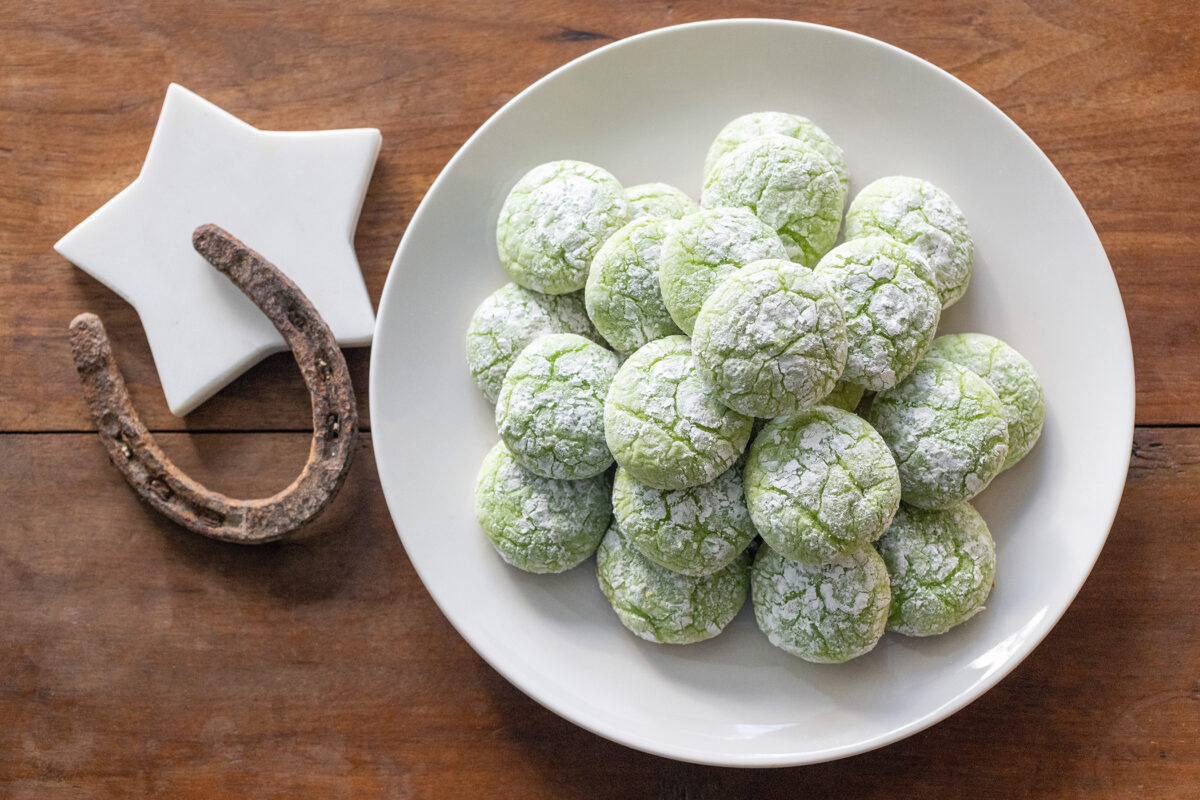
[191,504,227,528]
[325,412,340,440]
[148,477,173,501]
[316,356,333,382]
[286,305,308,333]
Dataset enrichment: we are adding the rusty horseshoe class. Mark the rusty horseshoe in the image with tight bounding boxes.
[68,224,359,544]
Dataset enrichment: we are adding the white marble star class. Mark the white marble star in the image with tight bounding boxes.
[56,83,380,415]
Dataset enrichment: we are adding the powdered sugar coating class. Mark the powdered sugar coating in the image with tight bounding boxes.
[866,358,1010,509]
[605,335,753,490]
[474,442,611,574]
[466,283,601,403]
[585,217,682,354]
[813,237,942,392]
[751,544,891,663]
[876,503,996,636]
[596,524,750,644]
[613,462,756,577]
[701,135,846,266]
[845,176,973,308]
[496,333,619,479]
[692,259,848,418]
[625,182,699,221]
[497,160,630,294]
[745,406,901,564]
[703,111,850,194]
[926,333,1045,469]
[657,207,787,335]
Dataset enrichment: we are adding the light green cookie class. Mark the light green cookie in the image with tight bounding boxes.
[612,461,756,577]
[744,406,901,564]
[604,335,753,490]
[701,135,846,266]
[497,160,630,294]
[926,333,1045,469]
[821,380,865,413]
[703,111,850,194]
[845,176,973,308]
[813,237,942,392]
[496,333,618,480]
[751,544,891,664]
[585,217,682,353]
[474,442,611,574]
[876,503,996,637]
[657,207,788,335]
[692,259,848,418]
[866,358,1010,510]
[597,524,750,644]
[625,182,699,221]
[466,283,601,403]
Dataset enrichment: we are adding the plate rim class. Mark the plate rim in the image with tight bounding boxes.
[368,18,1136,767]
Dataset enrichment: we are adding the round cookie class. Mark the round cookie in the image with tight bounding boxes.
[495,333,619,479]
[692,259,848,418]
[496,160,630,294]
[585,216,682,354]
[596,524,750,644]
[845,176,973,308]
[474,441,611,574]
[701,135,846,266]
[604,335,753,490]
[465,283,601,403]
[813,237,942,392]
[820,379,865,414]
[703,111,850,194]
[866,358,1010,510]
[625,182,699,221]
[657,207,788,335]
[875,503,996,637]
[612,461,756,577]
[926,333,1045,469]
[751,544,891,663]
[744,406,901,564]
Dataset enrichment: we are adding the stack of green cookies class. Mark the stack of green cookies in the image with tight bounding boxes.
[467,112,1046,664]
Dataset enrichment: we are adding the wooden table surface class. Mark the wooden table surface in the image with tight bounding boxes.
[3,1,1198,796]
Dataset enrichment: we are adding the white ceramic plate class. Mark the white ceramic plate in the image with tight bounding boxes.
[369,20,1134,766]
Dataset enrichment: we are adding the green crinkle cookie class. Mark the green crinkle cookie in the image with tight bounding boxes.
[751,543,891,664]
[876,503,996,637]
[597,524,750,644]
[701,135,846,266]
[692,259,848,418]
[612,461,757,577]
[925,333,1045,469]
[845,176,973,308]
[465,283,601,403]
[625,182,699,221]
[866,358,1010,510]
[821,379,865,413]
[744,406,901,564]
[703,111,850,195]
[657,207,787,335]
[496,333,618,479]
[604,335,753,490]
[813,237,942,392]
[585,217,682,354]
[474,441,611,574]
[496,160,630,294]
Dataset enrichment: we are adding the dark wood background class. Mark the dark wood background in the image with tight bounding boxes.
[3,1,1197,796]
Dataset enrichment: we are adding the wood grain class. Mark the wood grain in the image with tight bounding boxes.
[2,429,1197,798]
[1,0,1198,431]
